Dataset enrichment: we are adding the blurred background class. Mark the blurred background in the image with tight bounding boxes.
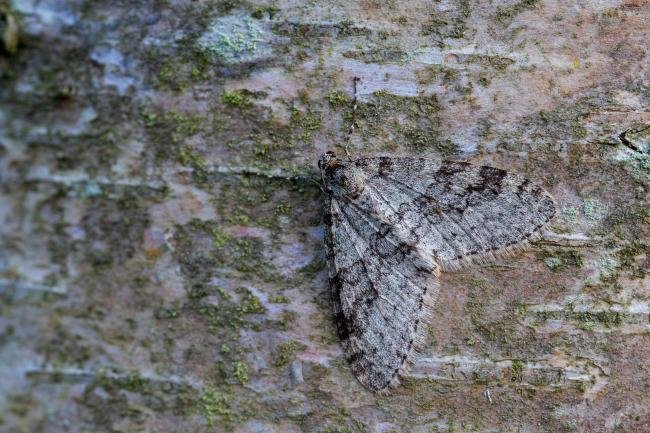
[0,0,648,432]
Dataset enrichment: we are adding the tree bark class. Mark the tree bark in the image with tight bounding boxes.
[0,0,648,432]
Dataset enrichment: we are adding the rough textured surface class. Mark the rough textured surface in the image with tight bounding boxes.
[0,0,648,432]
[321,154,555,391]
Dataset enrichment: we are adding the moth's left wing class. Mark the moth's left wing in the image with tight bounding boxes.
[324,195,439,392]
[356,157,555,270]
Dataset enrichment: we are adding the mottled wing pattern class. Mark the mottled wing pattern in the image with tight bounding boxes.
[324,194,439,392]
[356,157,556,270]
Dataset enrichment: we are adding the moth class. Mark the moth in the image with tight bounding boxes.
[318,151,555,392]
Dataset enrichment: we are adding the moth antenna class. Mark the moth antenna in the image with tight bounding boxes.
[344,76,360,161]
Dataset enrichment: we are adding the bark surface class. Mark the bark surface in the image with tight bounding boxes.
[0,0,648,432]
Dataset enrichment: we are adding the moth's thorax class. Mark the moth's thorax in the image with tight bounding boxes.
[318,151,366,200]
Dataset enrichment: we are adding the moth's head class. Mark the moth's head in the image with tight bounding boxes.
[317,151,341,174]
[318,151,365,200]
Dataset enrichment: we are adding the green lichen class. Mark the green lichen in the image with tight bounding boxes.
[191,286,267,332]
[463,54,515,72]
[540,250,584,271]
[169,112,202,139]
[616,242,647,268]
[327,90,351,107]
[199,386,234,427]
[251,6,279,19]
[155,307,180,320]
[615,145,650,185]
[143,109,203,160]
[477,73,491,87]
[37,323,93,366]
[341,49,408,64]
[337,19,372,37]
[271,21,353,54]
[561,206,579,219]
[578,320,594,332]
[212,90,317,163]
[604,202,648,241]
[272,340,306,369]
[177,217,284,286]
[580,310,621,328]
[97,372,151,395]
[238,288,265,314]
[221,89,252,107]
[511,359,525,382]
[211,227,230,249]
[616,241,648,278]
[598,254,617,279]
[156,58,176,86]
[147,24,215,91]
[269,294,289,303]
[232,361,250,385]
[289,106,322,141]
[211,174,319,234]
[404,129,458,155]
[583,197,607,221]
[457,0,472,19]
[178,146,209,183]
[535,306,623,329]
[225,208,251,225]
[544,257,562,270]
[421,13,467,42]
[198,14,267,65]
[231,238,266,273]
[495,0,541,24]
[154,49,211,91]
[275,202,293,216]
[275,310,298,330]
[354,92,452,155]
[416,64,460,85]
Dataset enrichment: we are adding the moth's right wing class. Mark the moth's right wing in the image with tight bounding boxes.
[356,157,556,270]
[324,196,439,392]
